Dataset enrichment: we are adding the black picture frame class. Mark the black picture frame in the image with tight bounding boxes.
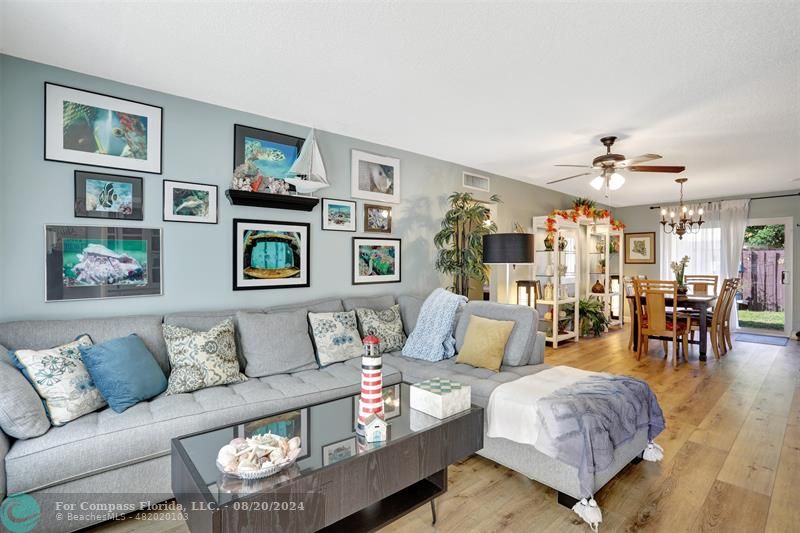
[352,237,402,285]
[233,123,304,174]
[162,179,219,224]
[44,82,163,174]
[232,218,311,291]
[74,170,144,221]
[45,225,162,302]
[321,198,357,232]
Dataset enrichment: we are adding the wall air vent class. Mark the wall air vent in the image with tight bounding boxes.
[463,172,491,192]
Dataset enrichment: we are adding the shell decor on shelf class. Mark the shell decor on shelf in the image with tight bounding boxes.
[216,433,301,480]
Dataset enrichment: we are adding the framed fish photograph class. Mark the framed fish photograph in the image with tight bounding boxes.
[162,179,218,224]
[45,225,162,302]
[74,170,144,221]
[351,150,400,204]
[322,437,357,466]
[44,82,163,174]
[235,408,310,460]
[352,237,401,285]
[233,124,304,184]
[363,203,392,233]
[321,198,356,232]
[233,219,310,290]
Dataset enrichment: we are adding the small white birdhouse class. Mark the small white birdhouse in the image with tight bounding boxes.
[363,414,388,443]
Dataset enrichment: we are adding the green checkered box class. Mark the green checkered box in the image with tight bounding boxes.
[410,378,471,419]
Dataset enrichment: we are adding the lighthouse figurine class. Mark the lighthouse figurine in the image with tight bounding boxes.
[356,335,385,436]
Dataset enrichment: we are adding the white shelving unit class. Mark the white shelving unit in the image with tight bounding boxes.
[532,216,581,349]
[581,223,625,329]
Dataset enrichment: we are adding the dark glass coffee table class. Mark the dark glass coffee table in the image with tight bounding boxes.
[172,382,484,532]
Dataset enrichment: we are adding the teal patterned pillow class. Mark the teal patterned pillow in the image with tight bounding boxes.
[9,335,107,426]
[356,305,406,353]
[308,311,364,366]
[163,319,247,395]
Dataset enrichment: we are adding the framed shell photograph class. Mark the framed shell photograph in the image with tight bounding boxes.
[74,170,143,221]
[352,237,401,285]
[321,198,356,232]
[45,82,163,174]
[162,179,218,224]
[351,150,400,204]
[363,203,392,233]
[624,232,656,264]
[233,219,310,290]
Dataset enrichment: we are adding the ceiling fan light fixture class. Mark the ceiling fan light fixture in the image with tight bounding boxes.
[608,172,625,190]
[590,175,604,190]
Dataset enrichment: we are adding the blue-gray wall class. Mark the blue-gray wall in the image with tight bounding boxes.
[0,54,572,322]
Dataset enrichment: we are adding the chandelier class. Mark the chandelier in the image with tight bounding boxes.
[660,178,703,239]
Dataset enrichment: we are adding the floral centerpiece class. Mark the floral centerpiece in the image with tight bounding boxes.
[671,255,690,293]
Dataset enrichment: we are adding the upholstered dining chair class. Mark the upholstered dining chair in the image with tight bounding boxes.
[633,279,692,365]
[684,275,719,296]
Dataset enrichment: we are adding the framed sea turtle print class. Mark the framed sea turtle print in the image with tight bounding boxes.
[352,237,401,285]
[162,179,218,224]
[233,219,310,290]
[45,83,163,174]
[351,150,400,204]
[624,232,656,264]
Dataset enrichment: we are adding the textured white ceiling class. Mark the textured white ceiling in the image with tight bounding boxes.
[2,0,798,206]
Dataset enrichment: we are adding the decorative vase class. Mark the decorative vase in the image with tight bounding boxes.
[356,336,384,436]
[544,235,554,251]
[558,236,568,251]
[544,262,555,277]
[592,280,605,294]
[677,285,688,295]
[543,281,554,301]
[558,264,567,277]
[559,285,569,299]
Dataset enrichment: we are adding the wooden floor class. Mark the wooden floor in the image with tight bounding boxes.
[95,326,799,532]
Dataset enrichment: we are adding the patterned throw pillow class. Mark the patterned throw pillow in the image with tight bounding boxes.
[308,311,364,366]
[356,305,406,353]
[163,319,247,395]
[9,335,107,426]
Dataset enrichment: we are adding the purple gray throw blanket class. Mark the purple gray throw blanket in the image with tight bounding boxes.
[534,374,665,497]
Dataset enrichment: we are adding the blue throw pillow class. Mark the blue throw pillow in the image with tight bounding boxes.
[80,335,167,413]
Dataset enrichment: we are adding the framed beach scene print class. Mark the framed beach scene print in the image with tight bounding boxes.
[352,237,401,285]
[363,203,392,233]
[74,170,143,221]
[624,232,656,264]
[234,124,304,181]
[236,408,309,460]
[321,198,356,232]
[45,225,162,302]
[45,83,162,173]
[351,150,400,204]
[233,219,310,290]
[162,180,218,224]
[322,437,357,466]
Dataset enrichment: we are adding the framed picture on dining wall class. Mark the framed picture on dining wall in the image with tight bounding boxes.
[74,170,143,221]
[351,150,400,204]
[45,83,163,174]
[233,219,310,290]
[352,237,401,285]
[363,203,392,233]
[321,198,357,232]
[624,232,656,264]
[162,180,218,224]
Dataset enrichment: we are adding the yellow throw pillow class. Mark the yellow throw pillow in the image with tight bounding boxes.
[456,315,515,372]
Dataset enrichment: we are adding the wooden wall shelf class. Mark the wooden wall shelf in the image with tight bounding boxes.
[225,189,319,211]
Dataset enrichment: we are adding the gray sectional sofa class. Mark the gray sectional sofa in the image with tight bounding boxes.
[0,294,645,532]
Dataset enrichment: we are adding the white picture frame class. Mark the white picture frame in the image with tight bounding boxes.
[321,198,357,232]
[162,180,218,224]
[351,150,400,204]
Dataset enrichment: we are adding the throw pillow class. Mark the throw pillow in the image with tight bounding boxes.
[162,319,247,395]
[456,315,515,372]
[0,358,50,438]
[8,335,107,426]
[80,335,167,413]
[355,305,406,353]
[236,310,318,378]
[308,311,364,366]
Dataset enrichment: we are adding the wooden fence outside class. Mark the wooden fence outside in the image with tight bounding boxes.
[740,249,785,311]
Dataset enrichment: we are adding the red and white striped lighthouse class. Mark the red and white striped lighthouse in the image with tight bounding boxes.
[356,335,384,436]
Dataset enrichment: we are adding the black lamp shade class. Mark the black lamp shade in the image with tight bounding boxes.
[482,233,534,264]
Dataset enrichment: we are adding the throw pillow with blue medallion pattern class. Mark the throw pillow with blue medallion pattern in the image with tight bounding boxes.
[355,305,406,353]
[308,311,364,366]
[162,319,247,395]
[8,335,107,426]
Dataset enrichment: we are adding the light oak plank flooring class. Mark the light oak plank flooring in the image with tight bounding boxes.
[94,327,799,533]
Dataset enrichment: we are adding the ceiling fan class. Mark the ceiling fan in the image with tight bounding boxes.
[548,136,686,196]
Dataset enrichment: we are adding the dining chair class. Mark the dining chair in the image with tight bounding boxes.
[633,279,692,365]
[719,278,741,354]
[684,278,733,359]
[685,275,719,296]
[623,277,636,351]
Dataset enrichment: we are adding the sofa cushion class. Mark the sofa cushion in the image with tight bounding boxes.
[455,301,537,366]
[0,315,169,374]
[308,311,363,366]
[355,305,406,352]
[4,360,402,494]
[397,295,424,336]
[342,295,395,312]
[236,310,318,377]
[456,315,515,372]
[0,356,50,439]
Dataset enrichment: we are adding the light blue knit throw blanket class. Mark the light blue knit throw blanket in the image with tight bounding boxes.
[402,288,467,361]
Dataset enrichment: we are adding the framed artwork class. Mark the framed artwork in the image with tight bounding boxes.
[233,219,310,290]
[236,408,309,460]
[45,82,162,174]
[45,225,162,302]
[321,437,357,466]
[74,170,143,221]
[162,179,218,224]
[363,203,392,233]
[351,150,400,204]
[351,384,402,430]
[233,124,304,181]
[352,237,401,285]
[624,232,656,264]
[321,198,356,232]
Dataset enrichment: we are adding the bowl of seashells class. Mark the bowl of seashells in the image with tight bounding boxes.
[216,433,302,480]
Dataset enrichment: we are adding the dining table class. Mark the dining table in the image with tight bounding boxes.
[626,294,717,361]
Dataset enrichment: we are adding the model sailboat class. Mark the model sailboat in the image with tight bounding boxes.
[285,129,330,195]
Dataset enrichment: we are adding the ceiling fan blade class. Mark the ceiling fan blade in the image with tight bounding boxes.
[616,153,662,167]
[547,172,591,185]
[629,165,686,173]
[554,164,592,168]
